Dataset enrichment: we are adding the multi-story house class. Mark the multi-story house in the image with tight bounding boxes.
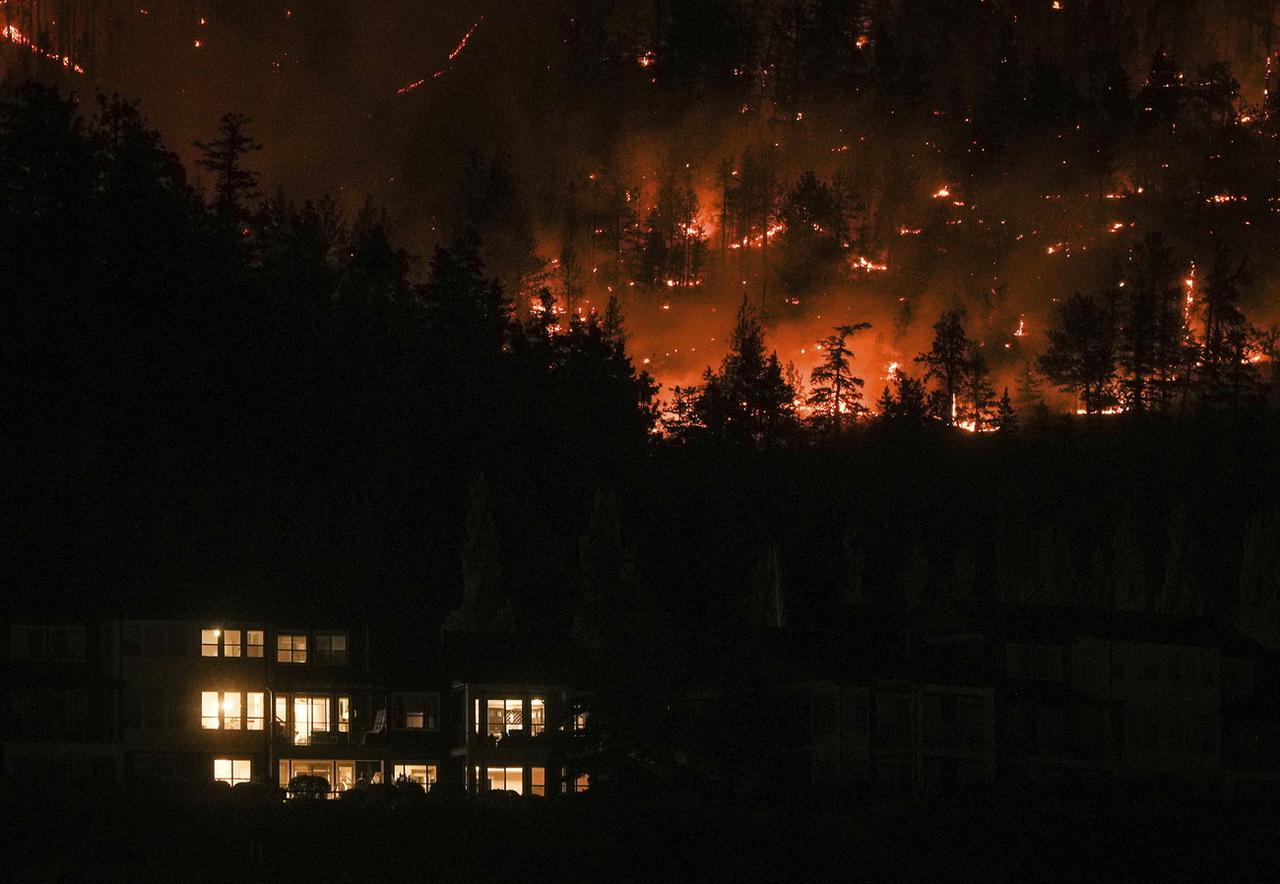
[4,618,451,794]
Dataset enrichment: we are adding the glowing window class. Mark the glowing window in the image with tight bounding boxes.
[393,763,437,786]
[222,691,242,729]
[201,629,220,657]
[246,630,264,658]
[214,758,251,786]
[531,766,545,796]
[484,698,524,737]
[530,698,545,736]
[284,694,340,744]
[315,632,347,665]
[223,629,241,657]
[247,692,264,731]
[277,634,307,664]
[486,766,525,794]
[201,691,220,729]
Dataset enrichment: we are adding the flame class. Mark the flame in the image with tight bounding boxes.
[397,16,483,94]
[1,24,86,74]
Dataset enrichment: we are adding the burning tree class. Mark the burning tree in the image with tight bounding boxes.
[774,171,852,303]
[631,173,707,290]
[1118,232,1184,413]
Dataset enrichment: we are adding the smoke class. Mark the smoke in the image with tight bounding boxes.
[6,0,1280,407]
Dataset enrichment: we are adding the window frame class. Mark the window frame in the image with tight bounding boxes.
[214,757,252,787]
[314,631,349,666]
[277,633,308,664]
[396,693,440,731]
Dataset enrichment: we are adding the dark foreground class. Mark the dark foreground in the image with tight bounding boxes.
[2,782,1279,881]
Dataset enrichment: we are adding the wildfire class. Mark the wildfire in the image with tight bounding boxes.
[853,256,888,273]
[397,16,483,94]
[932,186,951,199]
[1,24,85,74]
[1014,316,1026,337]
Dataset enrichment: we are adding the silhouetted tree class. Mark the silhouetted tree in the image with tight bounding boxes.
[916,309,973,425]
[807,322,871,433]
[695,296,796,445]
[1039,292,1118,414]
[195,112,260,221]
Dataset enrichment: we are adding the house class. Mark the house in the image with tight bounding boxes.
[4,618,452,795]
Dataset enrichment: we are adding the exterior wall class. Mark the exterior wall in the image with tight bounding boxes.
[3,619,450,794]
[454,683,567,796]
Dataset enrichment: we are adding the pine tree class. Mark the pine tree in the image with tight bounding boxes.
[195,112,261,221]
[916,308,973,426]
[807,322,871,433]
[1199,244,1259,411]
[994,388,1017,432]
[1118,232,1182,412]
[445,475,511,632]
[694,296,796,445]
[1038,292,1118,414]
[574,487,653,650]
[958,342,997,431]
[1014,361,1046,417]
[876,368,929,422]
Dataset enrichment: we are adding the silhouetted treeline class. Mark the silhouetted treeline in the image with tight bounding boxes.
[3,83,1279,662]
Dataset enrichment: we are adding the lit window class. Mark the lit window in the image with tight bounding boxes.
[337,696,350,733]
[486,766,525,794]
[247,692,264,731]
[201,629,220,657]
[201,691,220,729]
[277,634,307,664]
[484,698,525,737]
[246,630,264,658]
[285,694,332,744]
[214,758,251,786]
[399,694,439,730]
[202,690,261,730]
[393,763,437,786]
[223,629,241,657]
[531,766,545,796]
[573,773,590,793]
[223,691,242,729]
[315,632,348,665]
[531,698,545,736]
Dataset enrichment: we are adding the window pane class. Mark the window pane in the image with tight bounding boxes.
[247,692,264,730]
[312,697,329,732]
[531,767,545,796]
[223,630,241,657]
[338,696,350,732]
[277,635,292,663]
[233,760,250,782]
[246,630,264,657]
[201,630,219,657]
[214,758,232,780]
[531,698,545,735]
[201,692,220,729]
[223,692,241,730]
